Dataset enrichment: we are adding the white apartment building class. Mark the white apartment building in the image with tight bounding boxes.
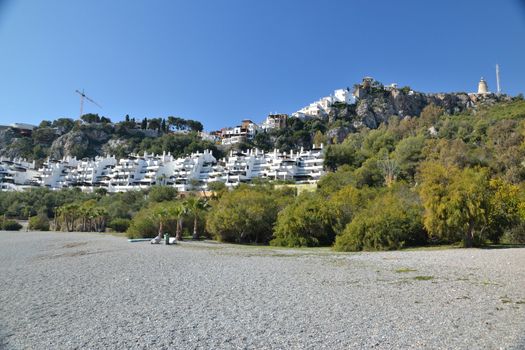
[292,88,356,119]
[0,158,39,191]
[0,146,325,192]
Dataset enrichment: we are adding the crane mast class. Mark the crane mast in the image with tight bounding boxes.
[75,89,102,118]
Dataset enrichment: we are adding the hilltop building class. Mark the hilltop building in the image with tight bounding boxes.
[220,119,259,145]
[261,114,287,130]
[478,77,489,94]
[0,123,38,137]
[292,88,355,119]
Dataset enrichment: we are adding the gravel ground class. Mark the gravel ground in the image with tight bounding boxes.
[0,231,524,350]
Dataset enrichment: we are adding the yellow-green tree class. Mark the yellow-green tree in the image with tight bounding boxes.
[326,185,377,235]
[333,186,425,251]
[486,178,521,243]
[418,163,491,247]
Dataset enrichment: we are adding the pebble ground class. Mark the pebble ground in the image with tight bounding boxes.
[1,231,524,349]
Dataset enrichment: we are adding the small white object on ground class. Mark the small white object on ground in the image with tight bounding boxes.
[150,236,162,244]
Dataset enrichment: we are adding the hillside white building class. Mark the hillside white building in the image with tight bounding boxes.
[0,158,39,191]
[261,114,288,131]
[292,88,355,119]
[0,145,325,193]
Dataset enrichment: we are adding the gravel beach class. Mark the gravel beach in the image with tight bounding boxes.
[0,231,524,349]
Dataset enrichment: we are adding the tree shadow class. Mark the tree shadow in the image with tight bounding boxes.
[479,244,525,250]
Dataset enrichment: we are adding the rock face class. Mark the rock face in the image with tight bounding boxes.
[329,88,512,131]
[0,129,20,158]
[326,125,353,144]
[49,131,89,159]
[49,125,112,159]
[101,138,134,157]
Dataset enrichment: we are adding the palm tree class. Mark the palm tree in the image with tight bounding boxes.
[156,173,167,186]
[152,206,171,242]
[173,202,187,241]
[92,207,108,232]
[184,196,208,240]
[57,203,80,232]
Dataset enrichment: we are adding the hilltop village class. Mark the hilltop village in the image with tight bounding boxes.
[0,77,513,192]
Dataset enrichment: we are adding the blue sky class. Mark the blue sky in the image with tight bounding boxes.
[0,0,524,131]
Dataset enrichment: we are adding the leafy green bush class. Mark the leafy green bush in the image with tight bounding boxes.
[2,219,23,231]
[28,215,50,231]
[501,223,525,244]
[206,187,281,244]
[108,218,131,233]
[147,185,178,203]
[271,192,333,247]
[326,185,377,235]
[334,187,426,251]
[126,202,178,239]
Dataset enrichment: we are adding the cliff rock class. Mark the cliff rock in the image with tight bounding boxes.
[49,125,112,159]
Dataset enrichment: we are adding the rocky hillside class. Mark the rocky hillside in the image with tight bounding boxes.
[322,85,512,143]
[0,82,518,162]
[351,88,509,129]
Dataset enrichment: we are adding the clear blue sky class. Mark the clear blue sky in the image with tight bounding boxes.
[0,0,524,131]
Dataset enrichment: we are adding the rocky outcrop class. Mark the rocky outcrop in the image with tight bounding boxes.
[101,138,134,157]
[49,125,112,159]
[49,131,90,159]
[329,87,513,130]
[326,125,353,144]
[0,129,20,158]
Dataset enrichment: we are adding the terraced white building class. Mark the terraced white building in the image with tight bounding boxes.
[0,146,324,192]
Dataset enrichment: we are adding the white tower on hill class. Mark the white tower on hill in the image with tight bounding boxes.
[478,77,489,94]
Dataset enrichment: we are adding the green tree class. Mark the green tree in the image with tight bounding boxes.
[271,192,333,247]
[419,104,444,127]
[206,188,279,244]
[313,130,326,147]
[148,185,178,203]
[172,202,187,241]
[29,213,50,231]
[184,196,208,240]
[126,202,178,239]
[334,187,426,251]
[57,202,81,231]
[81,113,101,123]
[486,178,521,243]
[392,135,426,181]
[418,163,492,247]
[253,132,273,151]
[326,185,377,235]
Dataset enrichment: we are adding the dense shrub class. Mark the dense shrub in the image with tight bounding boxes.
[2,219,23,231]
[271,192,333,247]
[28,215,50,231]
[126,202,178,239]
[326,185,377,235]
[206,187,284,244]
[148,185,178,203]
[108,218,131,233]
[334,187,426,251]
[501,223,525,244]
